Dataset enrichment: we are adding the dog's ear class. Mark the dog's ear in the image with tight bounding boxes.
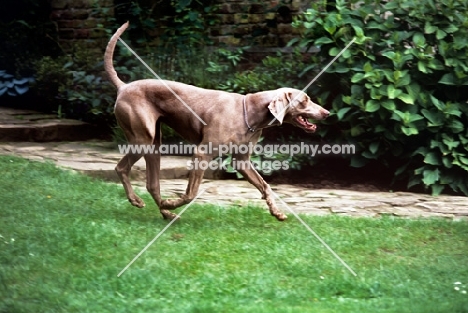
[268,91,292,124]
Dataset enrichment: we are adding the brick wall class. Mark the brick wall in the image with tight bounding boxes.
[50,0,312,54]
[211,0,311,47]
[49,0,114,54]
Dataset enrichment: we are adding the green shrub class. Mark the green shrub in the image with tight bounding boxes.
[34,47,116,124]
[290,0,468,195]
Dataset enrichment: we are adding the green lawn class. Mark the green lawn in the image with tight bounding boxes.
[1,155,467,312]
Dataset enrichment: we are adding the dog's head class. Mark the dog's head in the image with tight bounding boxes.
[268,88,329,133]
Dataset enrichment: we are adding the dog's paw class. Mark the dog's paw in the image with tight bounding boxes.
[129,197,145,208]
[270,209,287,221]
[161,198,185,210]
[275,213,288,221]
[160,199,171,209]
[160,209,180,221]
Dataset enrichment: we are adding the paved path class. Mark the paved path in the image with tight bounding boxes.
[1,141,468,220]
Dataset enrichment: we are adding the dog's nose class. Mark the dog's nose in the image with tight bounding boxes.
[322,109,330,118]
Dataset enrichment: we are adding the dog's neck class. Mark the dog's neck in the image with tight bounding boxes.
[245,91,283,131]
[243,95,256,133]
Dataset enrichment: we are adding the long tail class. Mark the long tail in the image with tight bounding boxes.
[104,22,129,89]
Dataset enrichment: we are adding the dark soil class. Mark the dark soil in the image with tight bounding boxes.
[263,159,428,194]
[267,166,394,192]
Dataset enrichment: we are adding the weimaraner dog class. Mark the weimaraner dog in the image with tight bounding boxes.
[104,22,329,221]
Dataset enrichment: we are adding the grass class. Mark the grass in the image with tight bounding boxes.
[1,155,467,313]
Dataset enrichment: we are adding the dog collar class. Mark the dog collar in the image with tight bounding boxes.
[243,95,256,133]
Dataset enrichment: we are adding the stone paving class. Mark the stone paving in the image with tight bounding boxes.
[1,140,468,220]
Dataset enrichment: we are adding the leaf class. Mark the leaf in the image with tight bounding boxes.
[459,156,468,165]
[442,156,453,168]
[365,100,380,112]
[363,62,373,72]
[436,29,447,39]
[392,110,405,122]
[442,137,460,150]
[14,84,29,95]
[188,11,199,21]
[330,64,349,73]
[408,113,424,123]
[401,126,418,136]
[383,70,395,83]
[422,109,444,126]
[2,73,14,79]
[13,78,29,85]
[369,142,379,154]
[286,37,300,47]
[314,37,334,45]
[417,61,429,73]
[298,64,316,77]
[405,84,420,100]
[351,126,364,136]
[413,32,426,47]
[329,47,340,56]
[337,107,352,120]
[362,151,378,159]
[351,73,365,83]
[431,184,444,196]
[424,152,440,165]
[449,120,465,133]
[395,72,411,87]
[430,95,445,110]
[381,100,395,110]
[438,73,455,85]
[370,87,382,100]
[342,96,352,105]
[381,51,395,60]
[387,85,402,99]
[444,104,462,117]
[397,93,415,104]
[444,25,459,33]
[422,168,440,185]
[352,25,364,38]
[395,162,409,176]
[424,22,437,34]
[427,59,444,70]
[178,0,192,8]
[324,20,337,35]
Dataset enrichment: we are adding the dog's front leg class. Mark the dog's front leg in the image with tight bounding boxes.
[233,153,287,221]
[159,151,211,220]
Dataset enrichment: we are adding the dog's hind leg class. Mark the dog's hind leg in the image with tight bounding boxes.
[159,146,213,213]
[116,153,145,208]
[143,120,178,220]
[114,100,157,209]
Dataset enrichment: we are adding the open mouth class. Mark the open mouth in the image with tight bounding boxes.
[294,115,317,132]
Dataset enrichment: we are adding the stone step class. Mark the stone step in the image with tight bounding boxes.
[0,107,98,142]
